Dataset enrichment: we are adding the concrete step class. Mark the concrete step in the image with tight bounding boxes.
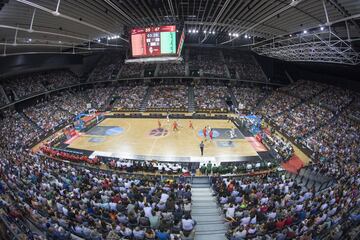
[192,184,210,188]
[195,232,227,240]
[192,188,212,192]
[196,223,227,233]
[195,215,224,222]
[192,208,221,216]
[193,202,219,207]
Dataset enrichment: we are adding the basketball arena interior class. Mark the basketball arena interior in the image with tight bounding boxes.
[0,0,360,239]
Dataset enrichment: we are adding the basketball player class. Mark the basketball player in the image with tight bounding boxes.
[189,120,194,129]
[173,121,178,131]
[203,126,207,140]
[158,119,161,129]
[209,129,213,142]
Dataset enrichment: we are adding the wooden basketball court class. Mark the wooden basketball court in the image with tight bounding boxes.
[67,118,261,163]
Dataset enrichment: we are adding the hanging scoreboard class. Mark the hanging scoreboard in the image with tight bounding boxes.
[131,25,177,57]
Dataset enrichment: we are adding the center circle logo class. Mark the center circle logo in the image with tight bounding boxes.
[149,128,168,137]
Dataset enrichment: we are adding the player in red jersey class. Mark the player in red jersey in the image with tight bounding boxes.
[203,127,207,140]
[173,121,178,131]
[209,129,213,141]
[189,120,194,129]
[158,119,161,129]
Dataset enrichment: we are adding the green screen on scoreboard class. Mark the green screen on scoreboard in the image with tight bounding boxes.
[160,31,176,54]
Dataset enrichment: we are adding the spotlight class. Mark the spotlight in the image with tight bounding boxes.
[212,31,215,34]
[289,34,292,37]
[188,29,191,33]
[97,39,101,43]
[58,41,62,43]
[320,26,324,31]
[229,33,232,36]
[28,38,32,42]
[303,30,307,34]
[196,30,199,33]
[203,30,207,33]
[192,29,196,33]
[244,34,248,39]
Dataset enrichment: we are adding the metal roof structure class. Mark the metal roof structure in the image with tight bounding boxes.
[0,0,359,64]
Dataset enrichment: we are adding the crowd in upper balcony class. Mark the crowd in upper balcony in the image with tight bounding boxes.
[232,86,268,112]
[280,80,328,100]
[88,53,123,82]
[147,85,188,110]
[112,86,147,110]
[274,103,334,139]
[1,70,80,102]
[194,85,228,111]
[121,63,143,78]
[258,91,301,118]
[312,86,352,113]
[158,63,185,76]
[305,114,360,163]
[24,100,73,132]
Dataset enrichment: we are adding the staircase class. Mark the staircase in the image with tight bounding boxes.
[192,177,227,240]
[19,112,45,132]
[104,85,119,110]
[227,86,238,108]
[188,85,195,112]
[139,86,152,111]
[0,84,10,104]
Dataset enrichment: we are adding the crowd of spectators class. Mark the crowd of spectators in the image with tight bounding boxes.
[1,154,196,240]
[147,85,188,110]
[194,85,228,111]
[200,61,227,78]
[258,91,301,118]
[232,86,267,112]
[0,110,42,149]
[274,103,334,139]
[280,80,328,100]
[41,70,80,90]
[224,51,265,82]
[121,64,143,78]
[346,94,360,122]
[0,87,8,106]
[213,170,360,240]
[112,86,147,110]
[158,63,185,76]
[0,73,360,239]
[86,87,113,109]
[3,72,47,100]
[188,49,228,78]
[305,114,360,163]
[24,100,73,132]
[312,86,353,112]
[2,70,81,101]
[236,63,266,82]
[88,53,123,82]
[261,133,294,161]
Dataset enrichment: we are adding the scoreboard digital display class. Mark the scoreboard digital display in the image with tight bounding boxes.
[131,25,177,57]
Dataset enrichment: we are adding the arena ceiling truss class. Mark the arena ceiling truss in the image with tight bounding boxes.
[0,0,359,64]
